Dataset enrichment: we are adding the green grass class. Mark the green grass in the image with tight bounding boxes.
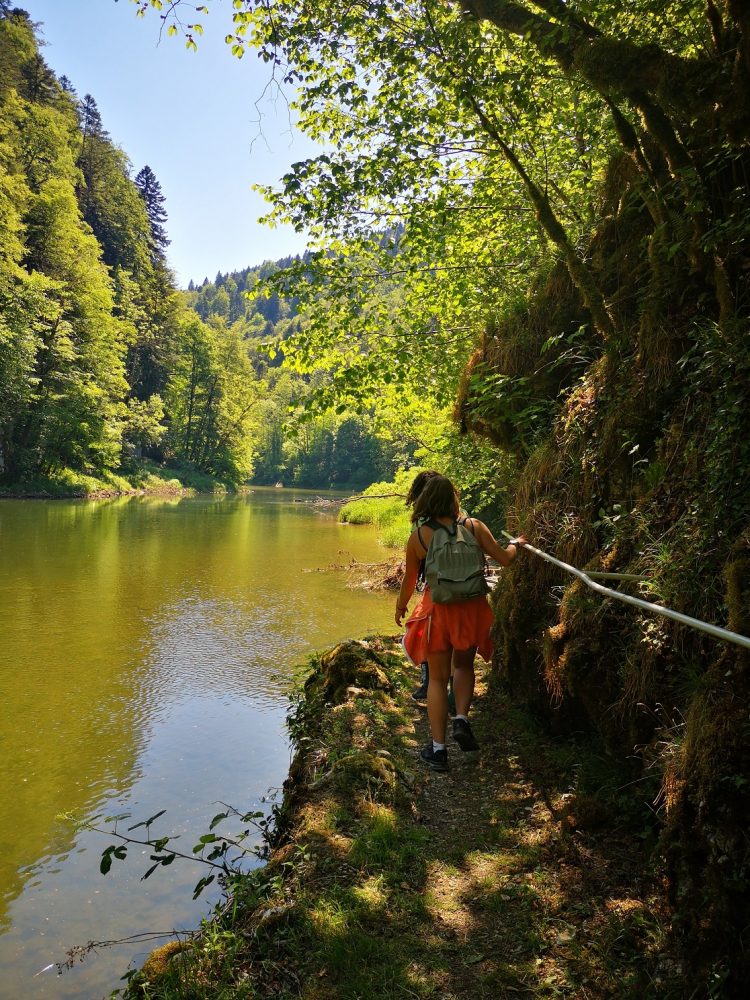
[0,460,240,499]
[125,459,236,494]
[0,466,133,497]
[338,468,419,548]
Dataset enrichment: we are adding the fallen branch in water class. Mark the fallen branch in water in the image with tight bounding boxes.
[306,553,405,591]
[295,493,407,507]
[35,931,185,976]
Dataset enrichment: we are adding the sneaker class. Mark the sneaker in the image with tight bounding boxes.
[452,717,479,752]
[419,744,448,772]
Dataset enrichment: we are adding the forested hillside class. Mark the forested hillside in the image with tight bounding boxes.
[182,264,410,488]
[0,7,269,489]
[0,6,426,493]
[186,259,300,333]
[137,0,749,991]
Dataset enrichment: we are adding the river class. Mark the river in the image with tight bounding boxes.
[0,489,398,998]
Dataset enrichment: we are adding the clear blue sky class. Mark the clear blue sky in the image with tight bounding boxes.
[22,0,318,286]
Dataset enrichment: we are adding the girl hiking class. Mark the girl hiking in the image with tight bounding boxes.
[405,470,455,708]
[405,470,437,702]
[395,473,526,771]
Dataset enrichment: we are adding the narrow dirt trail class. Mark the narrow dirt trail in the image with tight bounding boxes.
[405,677,679,998]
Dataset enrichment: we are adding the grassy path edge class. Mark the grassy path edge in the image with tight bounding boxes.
[127,636,684,999]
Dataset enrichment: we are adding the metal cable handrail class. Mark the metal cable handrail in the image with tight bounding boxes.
[500,532,750,652]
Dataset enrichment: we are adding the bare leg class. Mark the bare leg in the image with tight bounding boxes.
[426,649,452,743]
[451,646,477,718]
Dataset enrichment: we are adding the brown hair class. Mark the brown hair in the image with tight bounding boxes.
[412,474,460,522]
[406,470,440,521]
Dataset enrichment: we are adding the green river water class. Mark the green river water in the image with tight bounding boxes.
[0,489,398,998]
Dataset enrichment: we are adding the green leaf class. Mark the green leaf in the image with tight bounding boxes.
[209,812,229,830]
[128,809,166,832]
[141,862,160,881]
[192,874,216,899]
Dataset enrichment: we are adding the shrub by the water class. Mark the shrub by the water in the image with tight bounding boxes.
[338,469,417,548]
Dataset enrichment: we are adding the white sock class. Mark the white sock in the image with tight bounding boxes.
[454,714,468,723]
[432,740,446,751]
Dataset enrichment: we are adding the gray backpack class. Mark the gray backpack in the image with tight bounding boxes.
[422,518,489,604]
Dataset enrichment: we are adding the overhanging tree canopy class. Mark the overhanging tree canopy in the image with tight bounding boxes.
[131,0,748,342]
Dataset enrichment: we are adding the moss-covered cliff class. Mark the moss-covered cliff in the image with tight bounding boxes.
[459,141,750,990]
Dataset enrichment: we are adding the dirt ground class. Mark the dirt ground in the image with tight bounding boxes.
[404,671,682,999]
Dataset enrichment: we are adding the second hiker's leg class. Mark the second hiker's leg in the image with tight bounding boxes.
[412,661,429,700]
[451,646,477,718]
[426,650,452,743]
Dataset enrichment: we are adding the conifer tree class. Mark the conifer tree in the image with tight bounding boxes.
[21,52,56,102]
[77,92,106,139]
[134,163,170,263]
[75,95,152,272]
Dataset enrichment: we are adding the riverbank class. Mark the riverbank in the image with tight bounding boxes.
[0,461,239,499]
[127,636,684,1000]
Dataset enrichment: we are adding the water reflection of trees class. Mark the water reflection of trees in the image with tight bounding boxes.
[0,494,394,934]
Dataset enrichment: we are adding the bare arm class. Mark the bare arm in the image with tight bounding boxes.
[471,519,527,567]
[395,530,426,626]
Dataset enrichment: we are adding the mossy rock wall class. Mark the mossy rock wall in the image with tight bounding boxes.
[461,151,750,990]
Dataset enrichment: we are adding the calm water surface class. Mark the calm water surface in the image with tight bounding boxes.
[0,490,397,998]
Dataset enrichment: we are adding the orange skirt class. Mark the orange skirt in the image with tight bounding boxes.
[402,588,494,664]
